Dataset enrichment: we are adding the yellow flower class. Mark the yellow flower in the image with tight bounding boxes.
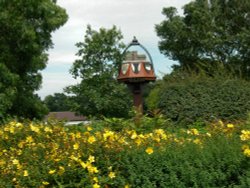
[174,138,180,143]
[226,123,234,128]
[135,138,142,146]
[84,131,90,137]
[4,127,10,132]
[9,126,15,134]
[15,122,23,128]
[125,185,130,188]
[76,132,82,138]
[145,147,154,155]
[218,120,224,127]
[242,144,249,150]
[79,160,86,169]
[108,171,116,179]
[206,132,211,137]
[92,177,98,182]
[44,127,53,133]
[17,149,22,156]
[88,155,95,163]
[18,141,25,148]
[88,165,99,174]
[240,130,250,141]
[138,134,145,139]
[48,169,56,174]
[243,148,250,157]
[130,131,137,139]
[118,136,126,144]
[42,181,50,185]
[103,130,115,141]
[0,160,6,166]
[153,136,161,143]
[87,126,93,131]
[73,143,79,150]
[190,128,199,135]
[58,166,65,175]
[12,159,20,165]
[26,136,34,143]
[193,138,202,145]
[30,124,40,133]
[69,155,79,161]
[52,143,59,150]
[93,183,100,188]
[154,129,166,139]
[12,159,22,169]
[23,170,29,177]
[88,136,96,144]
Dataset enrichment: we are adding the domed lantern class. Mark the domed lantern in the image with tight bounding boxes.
[117,37,156,113]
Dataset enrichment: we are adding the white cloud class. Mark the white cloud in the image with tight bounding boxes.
[37,0,192,98]
[48,51,76,66]
[37,72,79,99]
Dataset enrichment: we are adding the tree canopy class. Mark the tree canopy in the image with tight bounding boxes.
[66,25,132,118]
[0,0,68,119]
[44,93,72,112]
[156,0,250,78]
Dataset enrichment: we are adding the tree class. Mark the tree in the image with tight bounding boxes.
[44,93,72,112]
[156,0,250,78]
[0,0,68,119]
[66,25,132,118]
[0,64,17,119]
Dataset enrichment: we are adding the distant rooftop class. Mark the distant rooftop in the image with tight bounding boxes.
[45,111,86,122]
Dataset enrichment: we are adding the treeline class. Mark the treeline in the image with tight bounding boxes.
[1,0,250,125]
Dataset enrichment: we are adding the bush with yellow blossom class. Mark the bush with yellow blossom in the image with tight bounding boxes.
[0,118,249,187]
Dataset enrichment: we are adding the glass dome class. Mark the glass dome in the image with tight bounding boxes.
[117,37,156,83]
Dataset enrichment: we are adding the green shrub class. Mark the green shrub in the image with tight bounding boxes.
[147,75,250,125]
[97,113,173,133]
[106,133,249,188]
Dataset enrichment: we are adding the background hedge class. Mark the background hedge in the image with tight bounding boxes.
[147,75,250,125]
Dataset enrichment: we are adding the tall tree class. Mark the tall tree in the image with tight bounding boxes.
[156,0,250,78]
[44,93,72,112]
[0,0,68,119]
[66,25,132,118]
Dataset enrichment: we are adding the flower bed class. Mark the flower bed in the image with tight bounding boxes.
[0,120,249,187]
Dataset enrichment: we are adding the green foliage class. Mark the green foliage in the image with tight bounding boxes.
[147,74,250,125]
[0,64,17,119]
[156,0,250,79]
[70,25,125,79]
[12,93,49,120]
[94,112,172,133]
[0,0,68,120]
[110,133,248,187]
[145,80,163,110]
[66,25,132,118]
[44,93,72,112]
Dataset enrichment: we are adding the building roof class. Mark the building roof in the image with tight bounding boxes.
[45,111,86,122]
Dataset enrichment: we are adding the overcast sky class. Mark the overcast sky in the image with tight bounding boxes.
[37,0,192,99]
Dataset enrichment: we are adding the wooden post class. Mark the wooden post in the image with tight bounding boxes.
[130,83,143,114]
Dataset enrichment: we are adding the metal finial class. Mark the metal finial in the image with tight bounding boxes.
[131,36,139,45]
